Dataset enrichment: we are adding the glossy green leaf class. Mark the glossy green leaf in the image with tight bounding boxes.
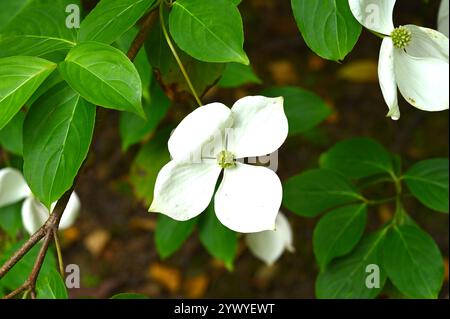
[0,0,78,59]
[0,0,30,31]
[115,27,153,90]
[316,230,387,299]
[129,127,172,205]
[59,42,144,116]
[383,224,444,298]
[291,0,361,61]
[111,293,149,299]
[198,205,238,270]
[169,0,249,64]
[283,168,364,217]
[218,63,261,88]
[264,86,331,135]
[146,18,225,96]
[155,214,197,259]
[314,204,367,270]
[27,71,63,107]
[79,0,156,44]
[320,137,394,179]
[36,269,68,299]
[404,159,449,213]
[120,82,171,151]
[0,56,56,129]
[0,111,24,156]
[0,201,23,237]
[23,84,96,206]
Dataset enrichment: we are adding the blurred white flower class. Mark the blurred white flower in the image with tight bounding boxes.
[149,96,288,233]
[439,0,449,37]
[246,212,294,265]
[349,0,449,120]
[0,167,80,235]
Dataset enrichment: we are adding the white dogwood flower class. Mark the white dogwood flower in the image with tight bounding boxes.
[246,212,294,265]
[0,167,80,235]
[439,0,449,37]
[349,0,449,120]
[149,96,288,233]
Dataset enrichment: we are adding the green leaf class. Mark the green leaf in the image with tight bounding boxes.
[0,0,30,31]
[59,42,144,117]
[198,205,238,270]
[314,204,367,270]
[120,82,171,151]
[0,111,24,156]
[0,0,78,59]
[23,84,95,206]
[291,0,361,61]
[129,127,172,205]
[146,18,225,96]
[111,293,149,299]
[316,230,387,299]
[404,158,449,213]
[36,269,68,299]
[155,214,197,259]
[218,63,261,88]
[383,224,444,298]
[0,56,56,129]
[169,0,249,64]
[79,0,156,44]
[115,27,153,90]
[283,168,364,217]
[320,137,394,179]
[27,71,64,107]
[263,86,331,135]
[0,201,23,237]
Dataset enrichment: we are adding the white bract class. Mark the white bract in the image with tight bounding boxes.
[349,0,449,120]
[149,96,288,233]
[0,168,80,235]
[246,212,294,265]
[439,0,449,37]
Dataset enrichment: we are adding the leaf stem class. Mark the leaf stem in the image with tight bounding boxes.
[53,229,65,277]
[367,196,397,205]
[369,29,386,39]
[159,1,202,107]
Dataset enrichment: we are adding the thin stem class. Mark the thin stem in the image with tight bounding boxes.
[367,196,397,206]
[369,29,387,39]
[28,232,54,299]
[22,289,30,300]
[3,232,54,299]
[387,170,402,194]
[159,1,202,107]
[53,229,65,277]
[127,10,158,61]
[392,197,406,225]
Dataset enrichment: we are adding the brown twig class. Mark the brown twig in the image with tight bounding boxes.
[0,7,158,299]
[127,10,158,61]
[1,187,74,299]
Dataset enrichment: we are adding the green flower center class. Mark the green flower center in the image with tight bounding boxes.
[217,150,236,169]
[391,26,412,49]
